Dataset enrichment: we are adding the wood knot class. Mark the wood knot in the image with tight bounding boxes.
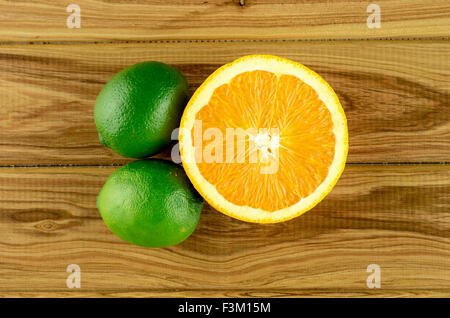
[35,220,58,232]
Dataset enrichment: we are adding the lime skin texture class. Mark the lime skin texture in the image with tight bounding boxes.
[94,61,189,158]
[97,159,204,248]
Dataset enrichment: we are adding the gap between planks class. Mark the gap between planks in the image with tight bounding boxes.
[1,162,450,169]
[1,37,450,46]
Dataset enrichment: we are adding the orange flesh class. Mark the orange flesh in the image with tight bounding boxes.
[192,70,335,211]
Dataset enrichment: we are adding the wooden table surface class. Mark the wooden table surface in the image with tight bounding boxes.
[0,1,449,298]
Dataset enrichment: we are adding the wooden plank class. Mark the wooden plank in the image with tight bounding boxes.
[0,165,449,296]
[0,41,449,165]
[0,1,449,42]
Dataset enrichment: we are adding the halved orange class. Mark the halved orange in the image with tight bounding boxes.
[179,55,348,223]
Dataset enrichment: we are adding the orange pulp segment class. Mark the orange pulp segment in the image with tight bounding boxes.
[194,70,335,211]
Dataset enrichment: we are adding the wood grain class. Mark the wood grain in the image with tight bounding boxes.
[0,165,449,296]
[0,40,449,166]
[1,0,448,300]
[0,0,449,42]
[2,289,450,298]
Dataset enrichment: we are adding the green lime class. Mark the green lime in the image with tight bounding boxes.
[94,61,189,158]
[97,159,203,248]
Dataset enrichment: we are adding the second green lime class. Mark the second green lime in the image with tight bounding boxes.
[94,61,189,158]
[97,159,203,248]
